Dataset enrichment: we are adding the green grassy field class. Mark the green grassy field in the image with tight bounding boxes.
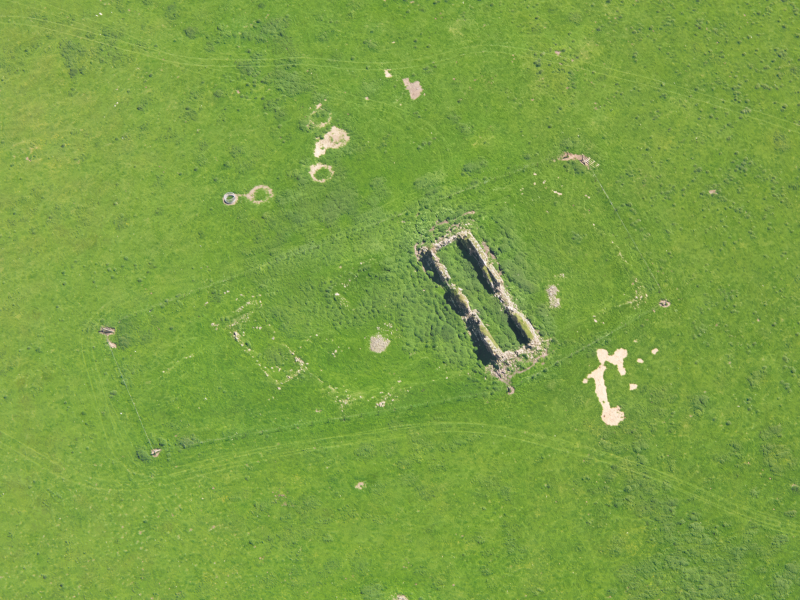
[1,0,799,598]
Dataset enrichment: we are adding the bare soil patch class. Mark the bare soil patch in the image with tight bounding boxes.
[314,126,350,158]
[402,78,423,100]
[370,335,391,353]
[355,481,366,490]
[309,163,334,183]
[245,185,274,204]
[583,348,628,426]
[384,69,392,78]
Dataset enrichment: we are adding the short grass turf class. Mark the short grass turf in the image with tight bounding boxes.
[1,0,800,598]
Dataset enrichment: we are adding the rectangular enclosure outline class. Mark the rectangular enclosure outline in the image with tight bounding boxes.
[416,229,546,380]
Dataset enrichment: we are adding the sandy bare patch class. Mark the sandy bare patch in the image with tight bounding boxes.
[583,348,628,426]
[370,335,391,353]
[355,481,366,490]
[223,192,238,205]
[245,185,274,204]
[395,596,409,600]
[651,348,659,355]
[384,69,392,78]
[108,340,117,349]
[629,383,638,391]
[600,348,627,376]
[376,400,386,408]
[314,126,350,158]
[309,163,334,183]
[402,78,423,100]
[547,285,560,308]
[709,189,717,195]
[150,448,161,457]
[555,50,562,56]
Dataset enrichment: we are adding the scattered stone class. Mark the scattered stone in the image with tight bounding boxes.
[637,358,644,364]
[370,335,391,353]
[547,285,561,308]
[629,383,638,391]
[384,69,392,78]
[558,152,598,169]
[376,400,386,408]
[659,299,670,307]
[355,481,366,490]
[151,448,161,457]
[651,348,659,355]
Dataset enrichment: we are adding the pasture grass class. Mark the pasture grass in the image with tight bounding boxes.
[1,0,799,598]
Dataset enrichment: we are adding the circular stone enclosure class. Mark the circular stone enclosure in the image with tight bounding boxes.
[309,163,334,183]
[308,107,332,129]
[223,192,238,205]
[246,185,274,204]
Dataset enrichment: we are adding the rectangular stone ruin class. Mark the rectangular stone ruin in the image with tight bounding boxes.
[416,229,546,380]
